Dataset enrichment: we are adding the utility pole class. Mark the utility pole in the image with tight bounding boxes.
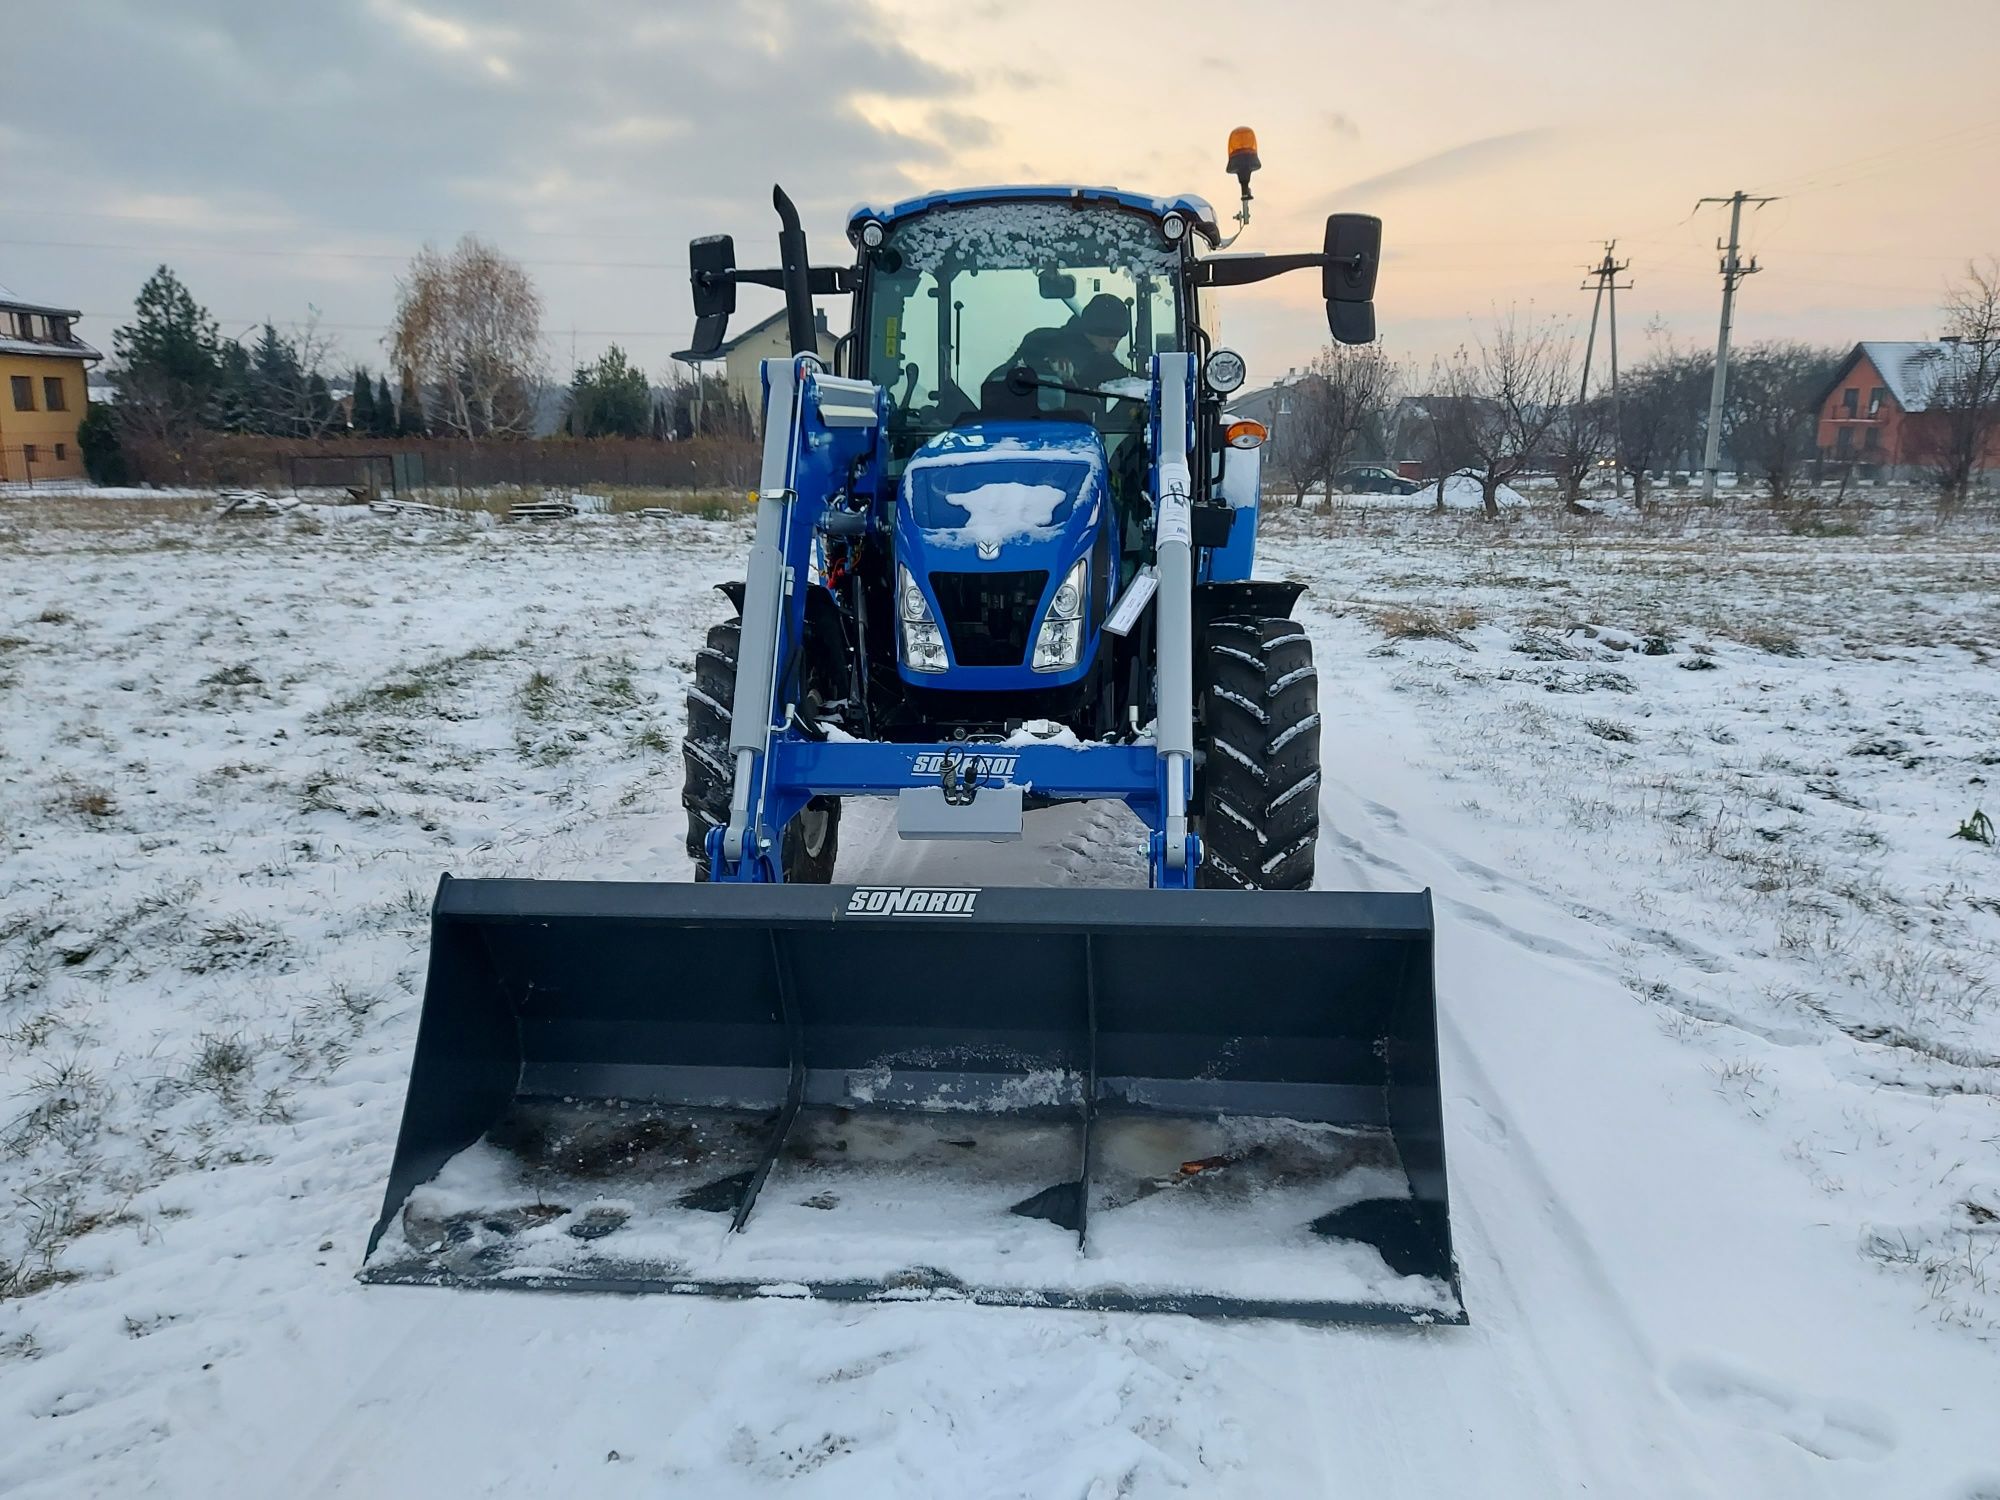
[1696,191,1777,501]
[1578,242,1633,494]
[1263,369,1295,489]
[686,358,704,437]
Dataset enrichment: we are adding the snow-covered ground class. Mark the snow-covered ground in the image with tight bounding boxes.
[2,492,1997,1497]
[1297,473,1530,511]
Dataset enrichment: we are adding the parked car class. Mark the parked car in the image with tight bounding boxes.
[1333,465,1423,495]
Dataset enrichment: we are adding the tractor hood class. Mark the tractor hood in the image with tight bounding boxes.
[897,421,1106,563]
[894,422,1109,686]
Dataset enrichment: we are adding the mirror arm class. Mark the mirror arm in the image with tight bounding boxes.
[725,266,854,296]
[1193,252,1332,288]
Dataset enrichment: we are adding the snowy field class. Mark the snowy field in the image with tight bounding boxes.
[2,492,1998,1497]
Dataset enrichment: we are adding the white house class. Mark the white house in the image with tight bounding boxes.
[679,308,837,433]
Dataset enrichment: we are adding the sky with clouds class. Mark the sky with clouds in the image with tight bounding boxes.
[5,0,1997,390]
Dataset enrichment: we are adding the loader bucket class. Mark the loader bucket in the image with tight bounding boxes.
[362,878,1463,1324]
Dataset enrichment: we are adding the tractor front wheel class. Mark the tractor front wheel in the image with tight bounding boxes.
[1194,616,1320,891]
[682,618,842,882]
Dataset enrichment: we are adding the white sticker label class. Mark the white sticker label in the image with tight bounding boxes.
[1104,567,1157,637]
[1156,462,1192,549]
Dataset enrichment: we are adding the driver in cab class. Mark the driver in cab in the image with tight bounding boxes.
[995,292,1149,559]
[1002,292,1131,397]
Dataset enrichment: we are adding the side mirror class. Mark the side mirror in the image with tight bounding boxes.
[686,235,737,359]
[1329,300,1376,344]
[1322,213,1381,345]
[1038,269,1077,301]
[690,235,736,318]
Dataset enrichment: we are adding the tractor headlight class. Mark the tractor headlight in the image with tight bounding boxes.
[858,218,886,249]
[904,621,947,672]
[1203,348,1247,394]
[1161,212,1187,243]
[1032,559,1088,672]
[1032,620,1078,672]
[899,564,930,623]
[898,565,947,672]
[1051,572,1082,621]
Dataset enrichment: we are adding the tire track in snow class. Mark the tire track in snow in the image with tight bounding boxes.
[1300,593,1934,1496]
[830,711,1709,1495]
[269,1295,720,1497]
[1305,599,1754,1494]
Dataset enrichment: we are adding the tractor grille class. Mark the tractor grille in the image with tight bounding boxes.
[929,570,1048,668]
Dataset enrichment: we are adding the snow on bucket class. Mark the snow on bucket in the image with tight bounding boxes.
[362,878,1462,1323]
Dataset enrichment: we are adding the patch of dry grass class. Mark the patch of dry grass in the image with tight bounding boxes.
[1373,603,1481,643]
[49,779,117,820]
[1727,623,1806,657]
[0,496,216,542]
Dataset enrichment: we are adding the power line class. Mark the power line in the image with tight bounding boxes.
[0,203,694,244]
[0,236,687,271]
[75,313,707,370]
[1762,116,2000,197]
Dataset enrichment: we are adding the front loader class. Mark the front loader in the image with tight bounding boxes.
[363,131,1464,1323]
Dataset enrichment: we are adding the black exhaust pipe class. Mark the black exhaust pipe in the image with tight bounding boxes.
[773,185,817,358]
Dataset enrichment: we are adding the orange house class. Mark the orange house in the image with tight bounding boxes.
[1,281,101,483]
[1815,340,2000,476]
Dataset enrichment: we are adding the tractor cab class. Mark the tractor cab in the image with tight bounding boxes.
[842,190,1217,465]
[840,194,1223,706]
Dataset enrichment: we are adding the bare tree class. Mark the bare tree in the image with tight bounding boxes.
[1725,341,1843,502]
[239,309,344,438]
[1284,343,1396,502]
[1446,314,1573,518]
[1551,397,1612,510]
[663,365,754,440]
[1915,257,2000,513]
[1396,357,1476,512]
[1617,337,1711,506]
[389,235,545,440]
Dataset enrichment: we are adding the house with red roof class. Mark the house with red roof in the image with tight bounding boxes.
[1815,340,2000,478]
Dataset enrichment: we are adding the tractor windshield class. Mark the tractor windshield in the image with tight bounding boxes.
[863,200,1183,454]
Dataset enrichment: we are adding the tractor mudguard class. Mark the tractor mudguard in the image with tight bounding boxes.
[1195,579,1306,632]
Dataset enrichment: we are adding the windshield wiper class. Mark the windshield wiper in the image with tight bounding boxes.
[1002,365,1147,405]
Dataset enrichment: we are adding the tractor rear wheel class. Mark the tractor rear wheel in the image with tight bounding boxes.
[683,618,841,882]
[1195,616,1320,891]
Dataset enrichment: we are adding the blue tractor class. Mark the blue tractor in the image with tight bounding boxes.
[362,133,1462,1324]
[682,143,1383,891]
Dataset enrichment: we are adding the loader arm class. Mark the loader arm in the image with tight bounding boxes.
[1150,353,1199,879]
[718,356,883,875]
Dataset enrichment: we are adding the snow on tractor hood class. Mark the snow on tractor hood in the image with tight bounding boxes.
[897,422,1106,571]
